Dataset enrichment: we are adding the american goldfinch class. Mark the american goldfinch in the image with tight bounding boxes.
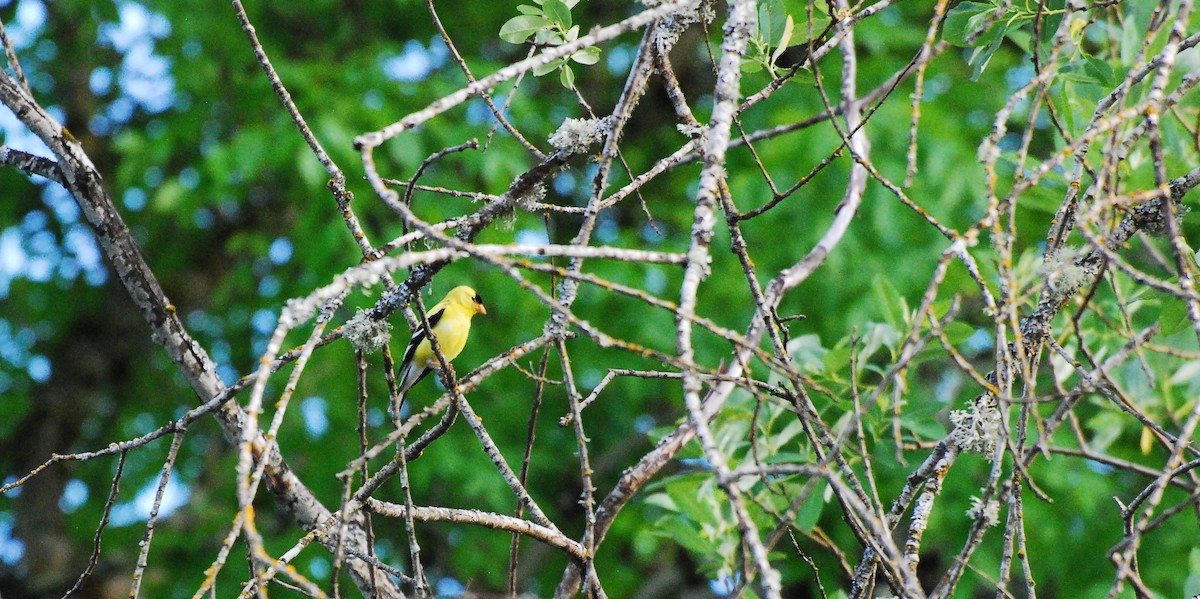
[396,285,487,398]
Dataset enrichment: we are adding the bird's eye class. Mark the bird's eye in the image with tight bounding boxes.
[474,293,484,305]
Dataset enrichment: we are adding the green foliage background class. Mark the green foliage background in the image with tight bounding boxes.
[1,0,1199,597]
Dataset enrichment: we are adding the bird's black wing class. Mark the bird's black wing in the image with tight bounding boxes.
[401,307,445,366]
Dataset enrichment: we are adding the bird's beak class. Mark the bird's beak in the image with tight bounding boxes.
[478,304,488,315]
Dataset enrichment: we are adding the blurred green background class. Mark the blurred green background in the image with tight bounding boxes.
[2,0,1199,597]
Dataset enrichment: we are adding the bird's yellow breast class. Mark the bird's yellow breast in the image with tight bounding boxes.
[412,311,473,368]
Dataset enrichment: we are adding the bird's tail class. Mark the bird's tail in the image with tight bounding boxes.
[397,359,427,395]
[393,362,432,418]
[391,361,417,423]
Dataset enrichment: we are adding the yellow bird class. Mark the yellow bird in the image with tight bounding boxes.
[396,285,487,398]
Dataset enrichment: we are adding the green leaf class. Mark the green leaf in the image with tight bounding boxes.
[643,492,677,511]
[663,473,714,520]
[1158,299,1190,336]
[767,418,806,451]
[790,68,816,84]
[765,450,812,465]
[788,334,828,374]
[740,58,765,74]
[533,57,565,76]
[571,47,601,65]
[1120,17,1141,64]
[859,322,900,363]
[559,64,575,89]
[757,0,788,44]
[1082,57,1116,87]
[542,0,572,28]
[968,21,1009,81]
[1005,25,1032,54]
[534,28,563,45]
[1049,82,1077,135]
[902,413,951,441]
[790,15,831,45]
[793,480,828,532]
[1021,181,1067,214]
[499,15,551,44]
[1058,58,1103,85]
[942,322,976,346]
[823,346,851,374]
[872,275,909,330]
[943,1,999,47]
[516,4,541,15]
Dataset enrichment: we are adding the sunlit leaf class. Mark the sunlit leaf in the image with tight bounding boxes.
[499,14,551,44]
[571,47,601,65]
[943,1,999,47]
[542,0,572,29]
